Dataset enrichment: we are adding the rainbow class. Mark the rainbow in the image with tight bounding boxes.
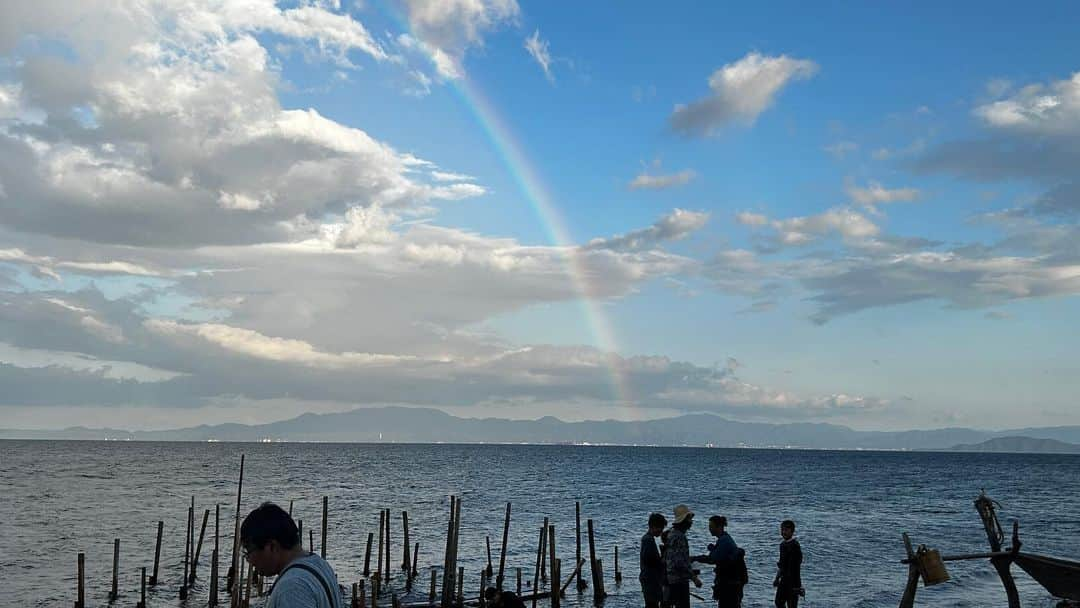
[370,2,633,408]
[452,78,633,408]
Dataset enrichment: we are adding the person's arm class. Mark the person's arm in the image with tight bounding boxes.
[692,542,716,564]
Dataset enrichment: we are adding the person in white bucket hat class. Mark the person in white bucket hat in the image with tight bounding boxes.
[664,504,702,608]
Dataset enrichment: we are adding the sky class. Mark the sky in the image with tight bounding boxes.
[1,0,1078,431]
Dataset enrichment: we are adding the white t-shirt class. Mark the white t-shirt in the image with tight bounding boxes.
[268,553,344,608]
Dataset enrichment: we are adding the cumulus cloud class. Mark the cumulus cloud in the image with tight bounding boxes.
[845,179,921,208]
[586,209,709,251]
[524,29,554,82]
[738,207,880,250]
[398,0,520,79]
[0,0,481,247]
[670,52,818,137]
[628,169,697,191]
[974,71,1080,135]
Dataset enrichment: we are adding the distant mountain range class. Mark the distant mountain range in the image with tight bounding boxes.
[4,407,1080,452]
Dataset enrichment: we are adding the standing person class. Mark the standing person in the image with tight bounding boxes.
[773,520,803,608]
[639,512,667,608]
[664,505,703,608]
[693,516,746,608]
[241,502,344,608]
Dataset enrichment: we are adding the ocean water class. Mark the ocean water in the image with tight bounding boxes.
[2,440,1078,608]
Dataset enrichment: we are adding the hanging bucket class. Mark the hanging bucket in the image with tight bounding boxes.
[916,546,950,586]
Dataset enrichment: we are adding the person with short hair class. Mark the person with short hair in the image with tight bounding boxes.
[773,520,803,608]
[240,502,344,608]
[693,515,746,607]
[485,586,526,608]
[639,512,667,608]
[664,505,703,608]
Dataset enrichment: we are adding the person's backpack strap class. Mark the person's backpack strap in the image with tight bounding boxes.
[271,561,338,608]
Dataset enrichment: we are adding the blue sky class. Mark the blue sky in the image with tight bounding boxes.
[0,0,1078,430]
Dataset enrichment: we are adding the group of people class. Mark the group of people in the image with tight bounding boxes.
[640,505,803,608]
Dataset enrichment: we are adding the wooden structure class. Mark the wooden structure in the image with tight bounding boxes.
[899,491,1080,608]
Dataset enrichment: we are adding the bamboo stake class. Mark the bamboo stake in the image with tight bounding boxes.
[497,503,511,590]
[402,511,411,571]
[138,567,146,608]
[75,552,85,608]
[182,504,192,599]
[364,532,374,577]
[110,537,119,603]
[485,536,494,577]
[192,508,210,584]
[531,523,546,608]
[548,526,558,608]
[613,545,622,583]
[321,496,329,559]
[150,521,163,587]
[575,502,586,591]
[229,454,245,608]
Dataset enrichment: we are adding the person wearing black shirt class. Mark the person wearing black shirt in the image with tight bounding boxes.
[773,520,803,608]
[639,512,667,608]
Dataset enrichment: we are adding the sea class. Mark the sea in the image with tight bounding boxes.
[2,440,1078,607]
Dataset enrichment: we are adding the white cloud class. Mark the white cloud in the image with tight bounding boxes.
[823,141,857,159]
[587,209,710,251]
[734,211,769,227]
[524,29,554,82]
[398,0,520,80]
[974,72,1080,135]
[670,52,818,136]
[628,169,697,191]
[757,208,880,247]
[845,179,921,207]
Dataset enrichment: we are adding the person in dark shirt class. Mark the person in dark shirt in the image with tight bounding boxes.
[639,512,667,608]
[773,520,803,608]
[485,586,526,608]
[693,515,746,608]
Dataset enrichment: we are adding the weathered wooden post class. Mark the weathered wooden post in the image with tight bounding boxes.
[613,545,622,583]
[229,454,245,608]
[548,525,558,608]
[377,511,385,584]
[384,508,392,584]
[298,520,303,545]
[402,511,411,571]
[480,570,489,608]
[486,536,494,577]
[539,517,549,583]
[210,548,220,607]
[516,567,522,596]
[371,574,380,608]
[411,542,420,579]
[288,500,294,517]
[75,552,85,608]
[441,496,457,607]
[391,593,400,608]
[898,533,920,608]
[364,532,374,577]
[149,521,163,587]
[352,582,359,608]
[137,566,146,608]
[497,503,511,590]
[358,579,366,608]
[975,494,1021,608]
[182,504,192,599]
[109,538,120,603]
[531,523,547,608]
[321,496,329,559]
[587,519,606,602]
[456,566,465,605]
[575,502,586,591]
[192,508,210,584]
[309,529,315,553]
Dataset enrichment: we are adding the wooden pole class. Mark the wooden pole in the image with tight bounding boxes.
[539,517,549,583]
[548,525,558,608]
[298,520,303,545]
[613,545,622,583]
[309,529,315,553]
[587,519,606,601]
[372,574,380,608]
[975,495,1021,608]
[457,566,465,604]
[560,559,587,596]
[385,508,392,584]
[411,542,420,578]
[210,548,220,607]
[553,560,561,601]
[230,454,245,608]
[321,496,329,559]
[899,533,919,608]
[452,498,462,594]
[289,500,293,517]
[138,567,146,608]
[364,532,374,577]
[485,536,494,577]
[480,570,488,608]
[516,567,522,596]
[76,552,85,608]
[192,508,210,584]
[402,511,411,571]
[575,502,586,591]
[377,511,385,583]
[497,503,511,590]
[110,537,120,603]
[182,504,192,599]
[531,523,546,608]
[358,579,366,608]
[441,497,455,607]
[150,521,163,587]
[353,583,359,608]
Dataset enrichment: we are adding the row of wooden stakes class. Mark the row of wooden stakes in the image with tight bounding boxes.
[70,455,626,608]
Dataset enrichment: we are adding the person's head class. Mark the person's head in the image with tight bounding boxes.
[672,504,694,531]
[240,502,302,575]
[708,515,727,537]
[485,587,503,606]
[648,512,667,537]
[780,519,796,540]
